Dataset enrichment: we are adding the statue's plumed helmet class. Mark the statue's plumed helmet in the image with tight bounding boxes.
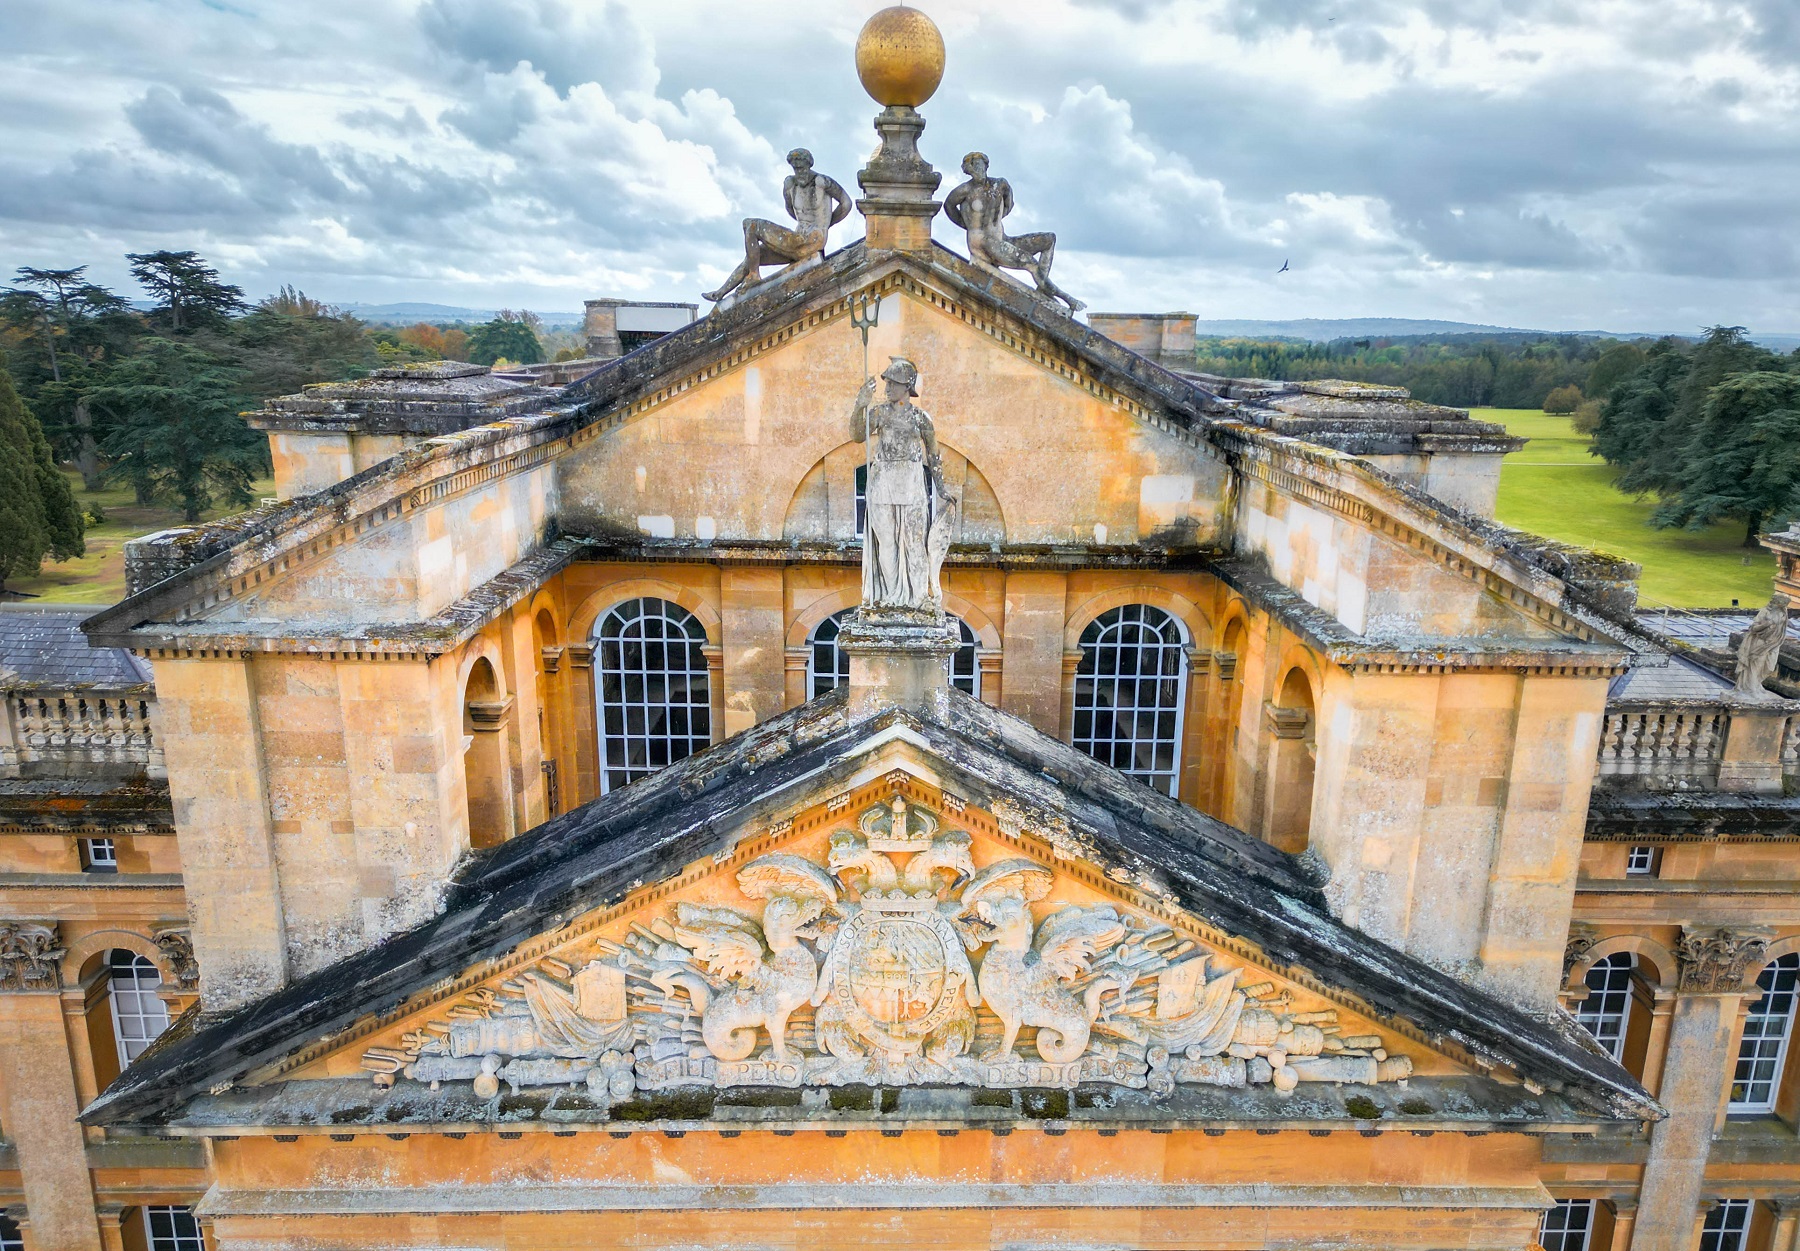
[881,357,920,396]
[787,148,814,168]
[962,151,989,174]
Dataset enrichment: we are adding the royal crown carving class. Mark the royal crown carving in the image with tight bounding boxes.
[364,800,1412,1101]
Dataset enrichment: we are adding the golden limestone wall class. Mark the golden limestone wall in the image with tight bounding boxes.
[554,284,1230,551]
[204,1128,1551,1250]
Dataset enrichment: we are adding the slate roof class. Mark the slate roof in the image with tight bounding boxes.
[86,688,1658,1131]
[1607,653,1740,702]
[0,607,150,689]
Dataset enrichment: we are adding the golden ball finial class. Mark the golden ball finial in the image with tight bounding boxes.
[855,7,945,108]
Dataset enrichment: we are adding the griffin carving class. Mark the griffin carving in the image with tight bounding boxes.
[365,796,1415,1102]
[958,859,1125,1063]
[665,854,839,1062]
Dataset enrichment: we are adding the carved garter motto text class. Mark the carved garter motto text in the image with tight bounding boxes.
[364,800,1412,1101]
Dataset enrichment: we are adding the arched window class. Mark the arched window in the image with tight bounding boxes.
[108,949,170,1066]
[143,1207,205,1251]
[1731,953,1800,1112]
[808,610,979,699]
[1701,1200,1752,1251]
[1538,1199,1593,1251]
[595,598,711,794]
[1073,604,1190,796]
[1576,952,1636,1062]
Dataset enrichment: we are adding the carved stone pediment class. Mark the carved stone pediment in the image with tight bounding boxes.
[339,775,1417,1109]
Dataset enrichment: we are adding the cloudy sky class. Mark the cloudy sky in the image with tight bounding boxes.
[2,0,1796,332]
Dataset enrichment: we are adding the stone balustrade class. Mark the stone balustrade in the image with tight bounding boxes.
[1598,706,1730,786]
[1598,703,1800,791]
[0,689,163,780]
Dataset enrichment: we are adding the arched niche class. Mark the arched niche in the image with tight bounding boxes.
[462,655,515,849]
[782,441,1005,545]
[1264,665,1318,855]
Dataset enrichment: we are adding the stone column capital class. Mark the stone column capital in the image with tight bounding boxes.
[1563,923,1602,984]
[153,925,201,991]
[1677,926,1774,994]
[0,920,63,991]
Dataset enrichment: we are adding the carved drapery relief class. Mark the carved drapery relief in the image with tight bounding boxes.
[364,799,1412,1101]
[154,928,201,990]
[0,922,64,991]
[1677,927,1771,994]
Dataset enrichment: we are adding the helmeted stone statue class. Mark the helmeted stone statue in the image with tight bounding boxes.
[1736,591,1792,695]
[944,151,1085,312]
[703,149,852,304]
[849,357,957,610]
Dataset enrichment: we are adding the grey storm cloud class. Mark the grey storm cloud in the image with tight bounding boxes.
[0,0,1795,329]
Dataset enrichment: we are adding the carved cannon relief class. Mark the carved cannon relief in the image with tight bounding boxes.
[364,798,1412,1101]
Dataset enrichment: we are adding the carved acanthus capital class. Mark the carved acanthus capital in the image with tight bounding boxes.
[154,927,201,990]
[1563,923,1602,983]
[0,922,64,991]
[1677,926,1772,994]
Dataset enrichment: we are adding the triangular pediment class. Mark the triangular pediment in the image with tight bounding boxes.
[294,773,1433,1105]
[88,693,1653,1132]
[553,245,1235,553]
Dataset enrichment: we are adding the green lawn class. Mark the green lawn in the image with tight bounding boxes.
[1480,407,1776,610]
[6,472,275,606]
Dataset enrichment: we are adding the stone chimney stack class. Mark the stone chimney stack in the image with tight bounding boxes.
[853,8,945,252]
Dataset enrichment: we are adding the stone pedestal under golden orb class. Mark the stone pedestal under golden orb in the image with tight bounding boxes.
[854,7,945,251]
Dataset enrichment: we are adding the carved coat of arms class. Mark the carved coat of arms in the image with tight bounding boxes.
[365,796,1414,1101]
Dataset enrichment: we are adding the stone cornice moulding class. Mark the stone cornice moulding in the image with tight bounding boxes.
[120,539,592,661]
[1219,428,1635,653]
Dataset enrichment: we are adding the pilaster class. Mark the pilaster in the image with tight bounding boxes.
[1632,927,1771,1251]
[154,655,287,1011]
[998,570,1067,736]
[0,927,102,1251]
[720,567,786,736]
[565,645,598,804]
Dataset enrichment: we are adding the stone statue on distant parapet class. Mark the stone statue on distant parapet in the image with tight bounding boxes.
[1736,591,1792,695]
[703,149,851,305]
[849,357,957,611]
[944,152,1085,313]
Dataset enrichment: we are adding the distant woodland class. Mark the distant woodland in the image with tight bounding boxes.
[5,249,1797,592]
[0,252,578,590]
[1198,329,1800,546]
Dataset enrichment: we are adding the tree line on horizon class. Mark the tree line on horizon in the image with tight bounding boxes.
[1195,329,1800,547]
[0,250,571,593]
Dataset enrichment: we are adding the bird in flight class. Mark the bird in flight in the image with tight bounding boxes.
[1277,259,1290,274]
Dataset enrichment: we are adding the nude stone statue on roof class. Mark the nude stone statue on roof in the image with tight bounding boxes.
[944,152,1085,313]
[703,149,852,305]
[1737,591,1792,695]
[849,357,957,611]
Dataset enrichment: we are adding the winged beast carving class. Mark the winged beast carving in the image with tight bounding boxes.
[665,855,839,1062]
[364,797,1413,1101]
